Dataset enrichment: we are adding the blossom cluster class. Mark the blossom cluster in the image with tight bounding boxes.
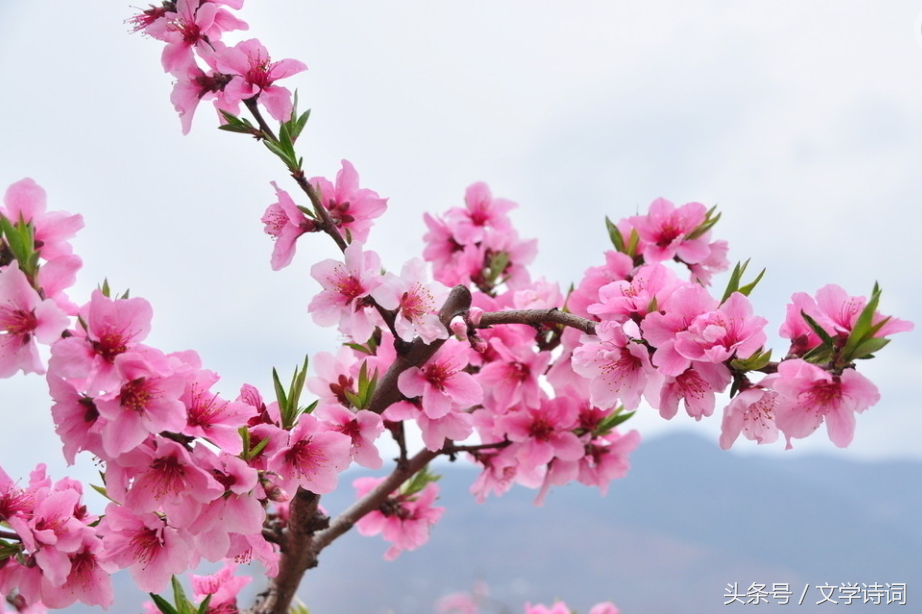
[129,0,305,134]
[0,179,364,610]
[256,173,913,560]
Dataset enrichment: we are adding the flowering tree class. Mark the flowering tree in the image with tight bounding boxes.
[0,3,914,613]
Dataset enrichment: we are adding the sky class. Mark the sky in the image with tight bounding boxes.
[1,2,921,494]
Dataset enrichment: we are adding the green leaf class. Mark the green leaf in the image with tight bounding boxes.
[841,284,883,362]
[848,336,890,361]
[625,227,640,258]
[686,208,722,240]
[736,267,765,297]
[605,216,625,253]
[149,593,180,614]
[345,342,374,355]
[218,122,258,134]
[730,349,772,372]
[238,427,252,460]
[90,483,116,503]
[171,576,194,614]
[801,344,834,365]
[293,108,311,141]
[594,409,635,436]
[195,595,213,614]
[799,310,835,348]
[249,436,272,459]
[271,367,288,424]
[402,465,441,497]
[719,260,748,304]
[290,355,309,411]
[219,109,244,125]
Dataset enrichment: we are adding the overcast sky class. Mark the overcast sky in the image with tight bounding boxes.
[1,2,921,490]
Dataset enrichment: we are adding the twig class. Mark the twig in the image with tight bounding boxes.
[478,308,597,336]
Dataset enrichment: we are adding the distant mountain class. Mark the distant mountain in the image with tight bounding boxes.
[61,432,921,613]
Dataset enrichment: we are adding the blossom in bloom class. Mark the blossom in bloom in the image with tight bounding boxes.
[306,347,360,409]
[353,477,444,560]
[215,38,307,121]
[181,368,254,454]
[653,362,731,421]
[2,178,83,261]
[477,336,551,411]
[308,241,384,341]
[630,198,710,264]
[262,182,318,270]
[566,250,635,319]
[498,397,584,472]
[772,359,879,448]
[719,385,779,450]
[383,400,474,452]
[779,284,914,357]
[672,291,768,365]
[397,338,483,419]
[641,282,718,377]
[571,321,662,411]
[315,405,385,469]
[169,57,234,135]
[6,486,89,588]
[372,258,448,343]
[588,263,679,324]
[687,239,729,286]
[445,182,516,245]
[35,534,114,609]
[160,0,248,75]
[48,290,154,394]
[0,262,69,378]
[99,504,193,593]
[310,160,388,243]
[267,414,352,494]
[93,350,188,458]
[121,439,224,527]
[191,563,251,613]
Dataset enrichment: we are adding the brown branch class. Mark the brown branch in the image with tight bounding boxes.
[309,447,439,556]
[291,171,348,252]
[243,97,278,142]
[247,489,327,614]
[0,529,20,541]
[478,308,597,336]
[367,285,472,415]
[443,440,511,455]
[246,287,470,613]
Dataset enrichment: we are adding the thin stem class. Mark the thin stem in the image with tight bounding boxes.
[478,308,597,336]
[444,440,510,455]
[310,448,438,556]
[367,285,472,415]
[291,171,348,252]
[244,97,278,142]
[0,529,20,541]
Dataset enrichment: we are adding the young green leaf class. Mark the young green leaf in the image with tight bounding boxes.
[605,216,625,253]
[149,594,180,614]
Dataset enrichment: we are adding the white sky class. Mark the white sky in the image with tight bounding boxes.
[1,2,921,490]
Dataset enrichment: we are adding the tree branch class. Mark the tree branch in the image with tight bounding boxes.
[247,489,326,614]
[478,308,597,336]
[367,285,472,415]
[290,171,348,252]
[310,447,439,556]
